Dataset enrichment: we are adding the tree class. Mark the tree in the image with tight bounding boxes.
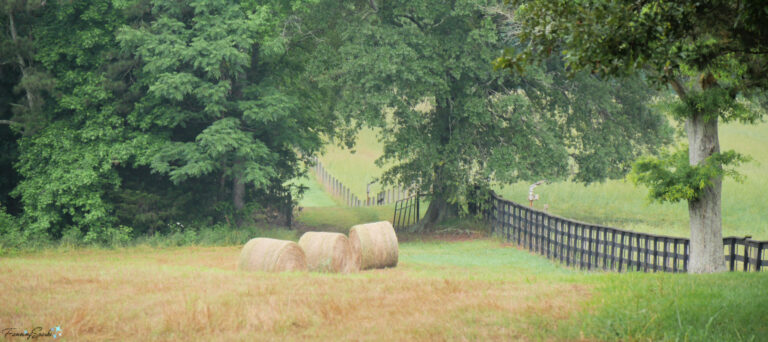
[313,0,671,231]
[496,0,768,273]
[5,0,144,243]
[2,0,335,243]
[118,0,330,225]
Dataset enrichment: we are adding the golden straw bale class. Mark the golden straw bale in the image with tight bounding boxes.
[237,238,307,272]
[348,221,399,270]
[298,232,359,273]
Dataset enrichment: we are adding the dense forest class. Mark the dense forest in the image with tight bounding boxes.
[5,0,761,263]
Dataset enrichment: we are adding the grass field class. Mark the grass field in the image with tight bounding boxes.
[498,121,768,239]
[296,131,396,227]
[293,176,339,208]
[2,238,766,341]
[6,119,764,341]
[317,128,391,199]
[293,172,395,230]
[313,121,768,240]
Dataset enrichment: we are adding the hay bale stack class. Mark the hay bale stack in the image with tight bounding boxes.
[349,221,399,270]
[298,232,359,273]
[238,238,307,272]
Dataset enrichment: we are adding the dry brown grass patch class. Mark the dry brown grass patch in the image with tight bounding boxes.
[0,244,590,341]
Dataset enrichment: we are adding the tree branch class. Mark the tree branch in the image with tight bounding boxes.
[669,78,688,99]
[8,12,25,69]
[397,14,425,31]
[0,119,20,126]
[368,0,378,12]
[8,11,39,112]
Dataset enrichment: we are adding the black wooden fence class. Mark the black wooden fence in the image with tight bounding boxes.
[490,193,767,272]
[393,194,420,230]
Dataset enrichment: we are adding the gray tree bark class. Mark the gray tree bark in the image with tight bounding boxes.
[686,112,727,273]
[8,13,38,112]
[411,194,456,232]
[233,175,245,212]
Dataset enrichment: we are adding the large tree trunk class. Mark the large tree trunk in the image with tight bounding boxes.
[232,173,246,227]
[411,193,457,232]
[410,99,460,232]
[233,175,245,211]
[686,113,727,273]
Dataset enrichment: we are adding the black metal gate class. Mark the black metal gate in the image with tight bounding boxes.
[393,194,420,230]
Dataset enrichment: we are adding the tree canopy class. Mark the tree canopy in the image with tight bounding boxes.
[1,0,675,246]
[314,0,671,229]
[0,0,336,244]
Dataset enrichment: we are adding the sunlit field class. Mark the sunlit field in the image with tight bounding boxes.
[317,128,391,199]
[2,238,766,341]
[316,122,768,240]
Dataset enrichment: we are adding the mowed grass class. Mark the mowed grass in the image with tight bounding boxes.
[1,239,766,341]
[318,128,391,199]
[498,121,768,239]
[317,121,768,240]
[293,175,339,208]
[297,205,394,233]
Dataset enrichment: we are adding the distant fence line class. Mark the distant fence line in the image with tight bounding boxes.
[392,191,767,272]
[311,158,415,207]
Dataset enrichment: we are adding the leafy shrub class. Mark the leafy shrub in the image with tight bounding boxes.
[0,205,24,253]
[83,225,133,247]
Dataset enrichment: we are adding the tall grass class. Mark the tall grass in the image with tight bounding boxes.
[564,272,768,341]
[0,224,299,257]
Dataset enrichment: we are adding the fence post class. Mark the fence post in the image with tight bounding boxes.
[744,237,751,272]
[393,199,399,229]
[672,239,680,272]
[415,193,420,224]
[731,238,737,271]
[564,220,569,266]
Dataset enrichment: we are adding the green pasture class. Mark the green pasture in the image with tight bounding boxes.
[317,128,391,199]
[311,121,768,240]
[401,240,768,341]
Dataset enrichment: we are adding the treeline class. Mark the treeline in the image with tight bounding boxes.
[1,0,672,247]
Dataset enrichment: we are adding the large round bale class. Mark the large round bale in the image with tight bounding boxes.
[348,221,399,270]
[238,238,307,272]
[298,232,359,273]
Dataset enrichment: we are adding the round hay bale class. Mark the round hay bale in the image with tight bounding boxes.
[298,232,359,273]
[238,238,307,272]
[348,221,399,270]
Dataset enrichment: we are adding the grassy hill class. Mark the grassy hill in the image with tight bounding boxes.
[301,121,768,239]
[315,128,392,199]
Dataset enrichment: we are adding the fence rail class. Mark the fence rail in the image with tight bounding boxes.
[393,194,420,231]
[489,193,767,272]
[311,158,412,207]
